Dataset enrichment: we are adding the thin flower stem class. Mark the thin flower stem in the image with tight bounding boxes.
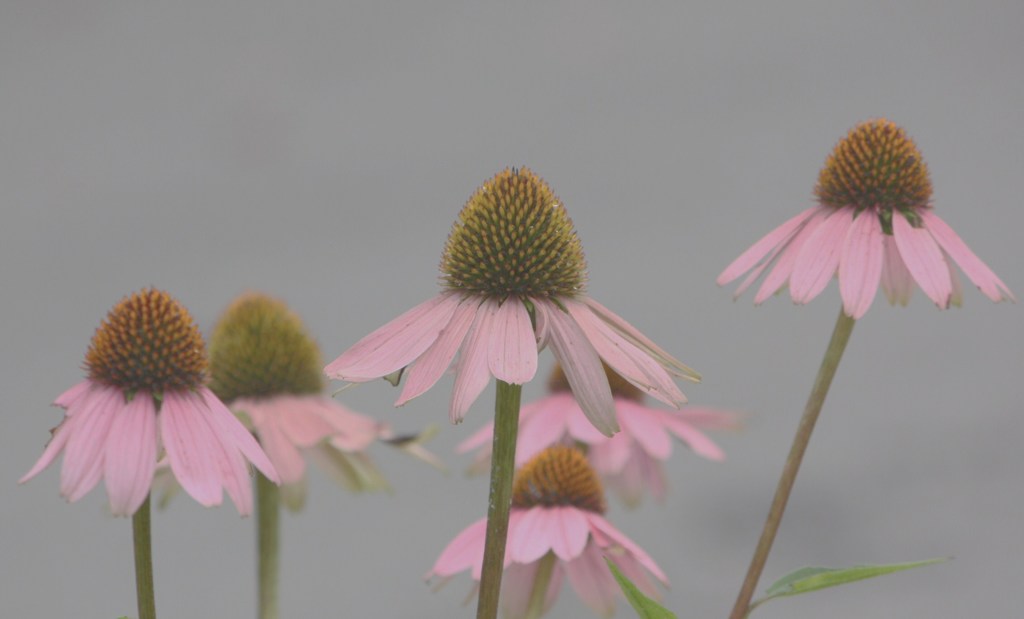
[476,380,523,619]
[132,495,157,619]
[728,308,856,619]
[525,552,557,619]
[257,472,281,619]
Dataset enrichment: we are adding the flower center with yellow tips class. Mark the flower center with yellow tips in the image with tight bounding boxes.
[512,446,606,513]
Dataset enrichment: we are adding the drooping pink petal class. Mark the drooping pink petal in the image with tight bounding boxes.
[537,300,617,436]
[449,305,493,424]
[839,210,885,319]
[562,395,613,446]
[567,300,686,408]
[921,211,1015,302]
[717,206,819,285]
[103,394,158,516]
[204,421,255,516]
[240,396,334,447]
[588,434,633,474]
[892,213,953,308]
[564,541,618,617]
[660,412,726,461]
[59,385,122,502]
[160,392,223,507]
[516,396,576,466]
[54,380,92,410]
[604,451,653,508]
[501,560,564,619]
[581,298,699,382]
[427,517,489,579]
[396,297,477,406]
[610,551,664,599]
[254,416,308,485]
[510,507,590,563]
[754,208,830,304]
[324,292,460,381]
[881,235,914,306]
[20,415,77,484]
[199,388,279,483]
[586,513,668,583]
[789,207,854,304]
[488,298,538,385]
[616,402,673,460]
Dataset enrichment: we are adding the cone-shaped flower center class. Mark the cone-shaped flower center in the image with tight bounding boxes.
[512,446,606,513]
[548,362,643,402]
[440,168,587,299]
[208,293,323,403]
[815,119,932,224]
[85,288,207,394]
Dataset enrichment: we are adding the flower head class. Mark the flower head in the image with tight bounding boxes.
[427,446,667,618]
[326,168,699,436]
[20,289,278,516]
[459,363,738,506]
[209,293,398,507]
[718,119,1014,318]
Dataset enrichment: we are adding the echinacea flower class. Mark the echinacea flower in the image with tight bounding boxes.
[326,167,699,436]
[718,119,1014,318]
[209,293,406,509]
[20,289,279,517]
[427,446,667,618]
[459,363,739,506]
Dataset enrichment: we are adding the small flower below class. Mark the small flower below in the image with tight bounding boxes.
[427,446,667,618]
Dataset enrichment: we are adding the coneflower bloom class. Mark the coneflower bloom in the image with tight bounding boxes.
[459,363,738,506]
[20,289,279,517]
[718,119,1014,318]
[325,168,699,436]
[209,293,408,508]
[427,446,667,618]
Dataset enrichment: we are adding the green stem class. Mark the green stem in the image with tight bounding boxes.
[729,308,856,619]
[132,495,157,619]
[525,552,556,619]
[257,472,280,619]
[475,380,523,619]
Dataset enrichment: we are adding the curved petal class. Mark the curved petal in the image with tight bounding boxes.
[20,417,74,484]
[616,401,673,460]
[199,388,278,483]
[449,305,493,423]
[588,435,634,474]
[508,507,558,564]
[564,541,618,616]
[892,213,953,308]
[754,208,830,303]
[717,206,819,284]
[547,507,591,561]
[60,385,122,502]
[881,235,914,305]
[660,412,726,461]
[516,397,575,466]
[789,207,854,304]
[427,517,489,579]
[324,293,460,381]
[839,210,885,319]
[501,560,564,619]
[586,513,668,583]
[921,211,1014,302]
[54,380,92,410]
[255,416,308,485]
[610,550,664,599]
[539,300,617,436]
[160,392,223,507]
[489,298,538,385]
[396,296,477,405]
[104,394,158,516]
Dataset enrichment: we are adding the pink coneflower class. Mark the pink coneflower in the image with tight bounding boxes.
[20,289,279,517]
[459,363,738,506]
[428,446,667,618]
[718,119,1014,318]
[325,167,699,436]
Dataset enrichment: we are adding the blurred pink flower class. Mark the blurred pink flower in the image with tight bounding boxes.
[427,447,666,618]
[718,119,1013,318]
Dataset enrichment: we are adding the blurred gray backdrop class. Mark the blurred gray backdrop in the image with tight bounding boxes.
[2,2,1021,617]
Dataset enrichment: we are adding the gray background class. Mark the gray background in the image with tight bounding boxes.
[2,2,1021,617]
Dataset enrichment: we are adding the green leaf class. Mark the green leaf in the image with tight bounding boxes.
[759,557,948,603]
[606,559,677,619]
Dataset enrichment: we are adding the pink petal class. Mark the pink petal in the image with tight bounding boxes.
[892,213,953,308]
[881,235,914,306]
[255,416,308,485]
[582,298,699,382]
[21,411,80,484]
[564,541,618,616]
[488,298,538,385]
[839,210,885,319]
[564,397,615,446]
[242,396,334,447]
[537,300,618,436]
[160,392,223,507]
[324,293,460,381]
[501,560,564,619]
[717,206,820,284]
[59,385,122,502]
[449,304,493,423]
[396,297,477,406]
[588,435,634,474]
[199,388,279,483]
[103,395,158,516]
[54,380,92,410]
[660,412,726,461]
[586,513,668,583]
[427,517,489,579]
[610,550,664,599]
[206,425,255,516]
[753,208,830,303]
[567,300,686,408]
[921,211,1015,302]
[509,507,590,563]
[789,207,854,304]
[617,402,673,460]
[515,396,575,466]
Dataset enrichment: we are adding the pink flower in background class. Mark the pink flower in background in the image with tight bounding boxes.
[459,364,738,506]
[427,447,667,618]
[20,289,278,517]
[326,168,699,436]
[718,119,1014,318]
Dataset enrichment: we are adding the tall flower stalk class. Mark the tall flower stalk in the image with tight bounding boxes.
[326,168,696,619]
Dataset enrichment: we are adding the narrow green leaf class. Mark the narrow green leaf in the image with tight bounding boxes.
[605,559,677,619]
[763,557,948,600]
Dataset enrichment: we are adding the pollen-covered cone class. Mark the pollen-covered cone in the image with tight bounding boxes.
[718,119,1013,318]
[20,289,278,517]
[326,168,699,436]
[427,446,667,618]
[209,293,399,508]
